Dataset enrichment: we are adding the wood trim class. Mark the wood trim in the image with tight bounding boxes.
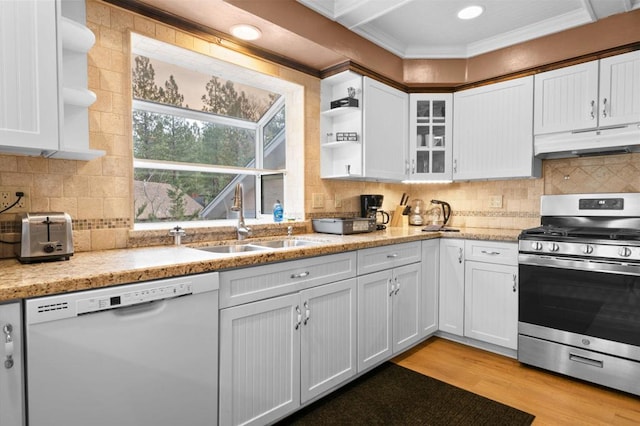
[102,0,639,94]
[102,0,321,78]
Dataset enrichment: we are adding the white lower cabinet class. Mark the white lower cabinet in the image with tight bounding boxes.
[420,239,439,337]
[219,278,357,426]
[438,239,519,352]
[357,262,421,372]
[464,261,518,350]
[438,239,465,336]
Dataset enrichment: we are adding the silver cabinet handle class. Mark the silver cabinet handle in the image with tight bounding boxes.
[458,247,463,264]
[303,301,310,325]
[3,324,14,369]
[512,274,517,293]
[295,305,302,330]
[411,159,415,174]
[602,98,608,118]
[481,250,500,256]
[453,159,457,173]
[590,100,596,119]
[387,253,399,259]
[405,160,410,175]
[389,279,395,297]
[395,277,400,295]
[291,271,309,279]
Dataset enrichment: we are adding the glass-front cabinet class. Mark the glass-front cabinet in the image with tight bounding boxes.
[408,94,453,181]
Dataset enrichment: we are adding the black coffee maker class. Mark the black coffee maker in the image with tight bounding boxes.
[360,195,388,229]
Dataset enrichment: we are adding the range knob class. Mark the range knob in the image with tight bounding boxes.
[547,243,560,252]
[618,247,632,257]
[582,245,594,255]
[530,242,543,251]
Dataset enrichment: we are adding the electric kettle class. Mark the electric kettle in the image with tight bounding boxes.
[430,199,452,226]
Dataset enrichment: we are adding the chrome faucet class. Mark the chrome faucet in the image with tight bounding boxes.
[231,183,251,240]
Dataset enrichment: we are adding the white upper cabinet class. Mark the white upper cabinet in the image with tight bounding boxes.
[320,72,407,181]
[0,0,103,160]
[534,51,640,157]
[0,0,59,155]
[408,94,453,182]
[453,76,540,180]
[599,51,640,128]
[535,51,640,134]
[534,61,599,135]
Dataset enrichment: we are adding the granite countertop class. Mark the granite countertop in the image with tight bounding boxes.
[0,227,521,302]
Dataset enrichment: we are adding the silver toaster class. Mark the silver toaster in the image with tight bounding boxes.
[14,212,74,263]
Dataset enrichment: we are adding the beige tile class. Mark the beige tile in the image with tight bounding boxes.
[91,89,113,113]
[99,112,126,135]
[50,198,78,217]
[63,175,90,197]
[99,69,125,94]
[110,8,134,32]
[73,230,92,252]
[77,198,104,220]
[49,159,78,175]
[91,229,117,251]
[32,176,63,198]
[155,25,176,44]
[88,44,112,70]
[0,156,18,173]
[104,197,130,218]
[133,16,156,37]
[102,156,130,177]
[86,0,111,27]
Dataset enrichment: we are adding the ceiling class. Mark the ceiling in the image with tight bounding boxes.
[297,0,640,58]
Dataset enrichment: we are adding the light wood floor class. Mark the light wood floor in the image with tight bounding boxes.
[393,337,640,425]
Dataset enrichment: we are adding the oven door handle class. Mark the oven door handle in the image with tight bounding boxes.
[519,253,640,276]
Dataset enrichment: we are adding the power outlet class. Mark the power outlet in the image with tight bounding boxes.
[0,188,29,213]
[334,194,343,208]
[489,195,503,208]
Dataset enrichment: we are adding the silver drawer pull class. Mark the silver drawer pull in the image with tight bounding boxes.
[480,250,501,255]
[291,271,310,279]
[569,353,603,368]
[386,254,399,259]
[3,324,14,369]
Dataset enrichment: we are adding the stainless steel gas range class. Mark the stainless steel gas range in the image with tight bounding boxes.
[518,193,640,396]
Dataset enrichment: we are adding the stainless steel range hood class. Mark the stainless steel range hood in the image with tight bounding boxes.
[535,124,640,159]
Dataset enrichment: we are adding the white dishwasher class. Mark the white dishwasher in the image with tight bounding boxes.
[25,272,219,426]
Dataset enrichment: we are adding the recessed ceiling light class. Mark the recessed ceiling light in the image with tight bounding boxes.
[230,24,262,41]
[457,5,484,20]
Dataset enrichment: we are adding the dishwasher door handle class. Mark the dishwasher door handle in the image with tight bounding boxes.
[111,299,168,317]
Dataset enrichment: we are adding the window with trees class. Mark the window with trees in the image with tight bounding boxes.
[131,35,287,225]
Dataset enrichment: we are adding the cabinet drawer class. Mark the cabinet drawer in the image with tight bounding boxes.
[219,252,357,308]
[464,240,517,265]
[357,241,422,275]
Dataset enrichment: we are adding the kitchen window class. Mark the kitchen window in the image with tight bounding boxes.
[131,34,296,225]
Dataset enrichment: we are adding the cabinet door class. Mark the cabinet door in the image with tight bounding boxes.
[300,279,357,404]
[0,0,59,154]
[219,294,300,426]
[392,263,421,353]
[464,261,518,350]
[439,239,464,336]
[363,77,408,181]
[0,303,24,426]
[453,76,538,180]
[421,239,439,337]
[408,94,453,181]
[599,51,640,127]
[357,270,393,372]
[533,61,599,135]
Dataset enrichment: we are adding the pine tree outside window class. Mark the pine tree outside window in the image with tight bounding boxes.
[131,34,290,226]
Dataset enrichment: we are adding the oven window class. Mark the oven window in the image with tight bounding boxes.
[519,264,640,346]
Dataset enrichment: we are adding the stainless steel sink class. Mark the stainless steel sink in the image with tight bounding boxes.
[196,244,269,254]
[257,238,322,249]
